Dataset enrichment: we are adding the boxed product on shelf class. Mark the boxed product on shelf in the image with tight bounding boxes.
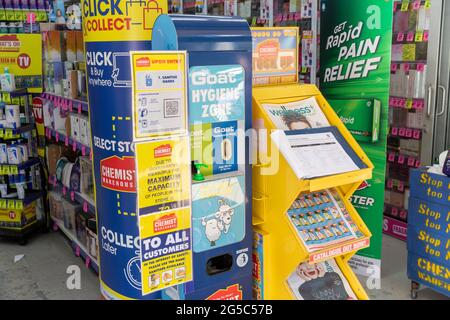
[46,144,63,176]
[49,190,64,221]
[384,190,405,208]
[45,30,66,62]
[65,31,77,62]
[0,202,37,229]
[86,225,98,259]
[69,113,80,141]
[75,31,84,61]
[79,156,93,200]
[53,106,69,133]
[75,210,88,245]
[70,113,89,145]
[62,197,80,232]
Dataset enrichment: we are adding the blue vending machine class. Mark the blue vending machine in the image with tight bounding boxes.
[152,15,253,300]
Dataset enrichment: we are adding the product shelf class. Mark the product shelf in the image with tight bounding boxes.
[0,123,36,139]
[0,190,44,210]
[45,127,91,156]
[49,175,96,216]
[0,88,28,98]
[41,92,89,113]
[52,218,99,274]
[0,158,40,175]
[252,84,373,300]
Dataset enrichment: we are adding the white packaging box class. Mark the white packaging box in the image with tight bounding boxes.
[70,114,81,142]
[43,100,54,128]
[79,116,90,146]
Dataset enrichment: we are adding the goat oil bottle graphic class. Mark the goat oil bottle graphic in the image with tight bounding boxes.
[82,0,167,300]
[192,176,246,252]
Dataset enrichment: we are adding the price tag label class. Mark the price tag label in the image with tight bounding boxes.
[425,0,431,9]
[423,31,429,41]
[400,1,409,11]
[389,97,395,106]
[392,127,399,136]
[78,103,82,114]
[8,200,15,209]
[387,179,394,189]
[400,210,408,219]
[400,98,407,107]
[399,128,406,137]
[406,99,413,109]
[69,100,73,112]
[391,63,398,72]
[16,201,23,210]
[396,32,405,42]
[3,166,10,175]
[403,63,410,72]
[398,154,405,164]
[408,157,416,167]
[85,256,91,268]
[251,17,257,26]
[415,31,424,42]
[392,207,399,216]
[0,199,7,209]
[412,0,421,10]
[294,12,301,21]
[407,32,415,42]
[72,141,77,152]
[10,166,18,175]
[405,128,413,138]
[5,129,13,138]
[417,63,425,72]
[413,129,421,139]
[388,152,395,162]
[398,181,405,192]
[415,159,421,168]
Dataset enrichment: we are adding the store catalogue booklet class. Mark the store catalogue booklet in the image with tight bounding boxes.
[263,97,330,130]
[287,259,358,300]
[286,189,365,253]
[271,127,367,179]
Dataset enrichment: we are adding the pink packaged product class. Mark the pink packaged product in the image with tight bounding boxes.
[394,10,410,33]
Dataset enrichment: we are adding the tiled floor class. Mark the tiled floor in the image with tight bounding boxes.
[0,230,448,300]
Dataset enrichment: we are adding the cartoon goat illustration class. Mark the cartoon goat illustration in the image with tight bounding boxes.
[202,217,223,247]
[201,199,235,247]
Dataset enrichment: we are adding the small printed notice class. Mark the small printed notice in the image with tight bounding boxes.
[135,136,193,295]
[131,51,188,140]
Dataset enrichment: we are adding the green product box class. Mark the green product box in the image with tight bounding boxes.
[329,98,381,143]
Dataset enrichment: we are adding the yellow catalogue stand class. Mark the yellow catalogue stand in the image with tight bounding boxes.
[252,84,374,300]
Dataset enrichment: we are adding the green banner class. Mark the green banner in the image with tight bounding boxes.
[319,0,393,276]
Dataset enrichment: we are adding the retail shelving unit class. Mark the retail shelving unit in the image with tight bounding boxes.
[52,218,99,273]
[0,88,46,244]
[252,84,373,299]
[384,0,432,241]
